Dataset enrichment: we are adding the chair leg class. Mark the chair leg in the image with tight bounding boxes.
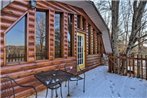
[60,85,63,98]
[83,78,85,93]
[46,88,48,98]
[55,89,58,98]
[65,81,67,87]
[67,80,70,97]
[76,80,78,86]
[51,89,54,98]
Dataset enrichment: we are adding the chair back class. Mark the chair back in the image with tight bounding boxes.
[63,63,79,75]
[1,76,15,98]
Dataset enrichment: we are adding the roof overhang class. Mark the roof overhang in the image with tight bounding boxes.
[59,1,112,53]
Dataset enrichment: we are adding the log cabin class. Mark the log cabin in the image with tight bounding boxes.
[0,0,112,97]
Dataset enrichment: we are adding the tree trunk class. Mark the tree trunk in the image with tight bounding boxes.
[111,0,119,55]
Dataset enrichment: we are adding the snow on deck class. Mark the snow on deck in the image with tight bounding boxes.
[30,66,147,98]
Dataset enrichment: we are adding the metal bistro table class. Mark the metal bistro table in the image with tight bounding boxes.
[35,70,74,98]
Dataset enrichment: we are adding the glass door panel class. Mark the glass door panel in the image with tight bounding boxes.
[77,33,85,70]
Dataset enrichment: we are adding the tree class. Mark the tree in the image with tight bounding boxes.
[36,13,46,53]
[126,1,147,54]
[111,0,119,55]
[95,0,147,55]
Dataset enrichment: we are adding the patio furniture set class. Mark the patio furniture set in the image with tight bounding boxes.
[1,64,85,98]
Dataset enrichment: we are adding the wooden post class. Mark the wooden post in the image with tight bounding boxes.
[112,54,115,73]
[132,54,135,77]
[108,54,111,72]
[128,55,131,77]
[118,54,120,74]
[137,55,140,78]
[125,55,128,76]
[122,55,125,75]
[116,55,118,73]
[109,53,113,73]
[141,55,143,79]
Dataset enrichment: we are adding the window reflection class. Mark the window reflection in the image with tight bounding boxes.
[55,13,62,58]
[77,15,80,28]
[82,17,85,30]
[68,14,73,56]
[6,16,26,63]
[88,24,91,54]
[36,11,47,60]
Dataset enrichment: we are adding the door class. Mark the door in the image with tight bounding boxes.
[77,33,85,71]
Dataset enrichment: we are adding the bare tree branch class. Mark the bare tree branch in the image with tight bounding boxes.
[131,39,147,49]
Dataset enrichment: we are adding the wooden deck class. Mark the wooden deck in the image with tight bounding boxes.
[29,66,147,98]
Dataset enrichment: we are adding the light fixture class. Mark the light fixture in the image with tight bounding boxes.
[30,0,36,9]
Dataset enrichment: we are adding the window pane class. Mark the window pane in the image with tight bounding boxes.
[55,13,62,58]
[93,29,95,54]
[68,14,73,56]
[88,24,91,54]
[6,16,26,63]
[82,17,85,30]
[77,15,80,28]
[36,11,47,60]
[1,0,11,10]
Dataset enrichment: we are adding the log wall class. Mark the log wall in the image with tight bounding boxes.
[0,1,105,97]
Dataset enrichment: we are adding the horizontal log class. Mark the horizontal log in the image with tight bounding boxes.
[2,61,77,79]
[1,65,58,79]
[1,57,76,74]
[15,83,45,98]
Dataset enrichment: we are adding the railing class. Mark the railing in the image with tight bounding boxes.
[108,54,147,80]
[6,52,47,63]
[6,54,25,63]
[36,53,47,60]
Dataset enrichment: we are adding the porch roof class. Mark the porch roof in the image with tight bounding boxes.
[60,1,112,53]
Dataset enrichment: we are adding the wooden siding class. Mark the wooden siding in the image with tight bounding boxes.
[1,57,77,97]
[86,54,102,67]
[27,9,36,62]
[62,12,68,58]
[0,1,105,97]
[48,9,55,60]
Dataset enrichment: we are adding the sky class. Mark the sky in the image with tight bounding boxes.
[6,16,25,46]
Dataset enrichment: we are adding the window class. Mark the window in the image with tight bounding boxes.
[36,11,47,60]
[68,14,73,56]
[97,33,99,54]
[77,15,80,28]
[88,24,91,54]
[6,16,26,63]
[97,34,100,54]
[93,29,95,54]
[82,17,86,30]
[55,13,62,58]
[1,0,12,10]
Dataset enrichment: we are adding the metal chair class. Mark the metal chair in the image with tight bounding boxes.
[63,64,86,96]
[1,76,37,98]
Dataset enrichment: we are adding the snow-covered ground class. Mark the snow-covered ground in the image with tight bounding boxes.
[29,66,147,98]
